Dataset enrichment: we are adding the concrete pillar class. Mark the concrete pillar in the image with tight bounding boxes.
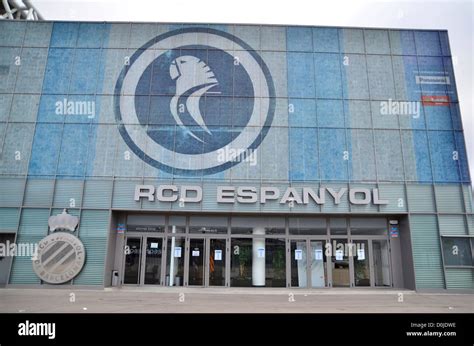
[252,227,265,286]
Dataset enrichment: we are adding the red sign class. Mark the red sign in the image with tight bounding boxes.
[421,95,450,106]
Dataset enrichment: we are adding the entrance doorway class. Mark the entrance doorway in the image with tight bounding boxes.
[350,239,392,288]
[290,238,392,288]
[123,234,227,287]
[188,237,227,287]
[290,239,328,288]
[123,236,164,285]
[119,214,396,289]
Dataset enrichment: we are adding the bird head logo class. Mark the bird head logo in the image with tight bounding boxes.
[169,55,219,142]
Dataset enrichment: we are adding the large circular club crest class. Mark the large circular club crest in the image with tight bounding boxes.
[114,27,276,175]
[32,232,85,284]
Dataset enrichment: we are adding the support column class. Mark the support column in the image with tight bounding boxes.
[169,225,176,286]
[252,227,265,286]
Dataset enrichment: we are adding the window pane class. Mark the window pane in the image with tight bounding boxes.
[442,238,473,266]
[330,218,347,235]
[189,216,227,234]
[168,215,186,233]
[350,218,387,236]
[265,238,286,287]
[289,217,326,235]
[230,238,253,286]
[127,214,165,232]
[231,217,285,234]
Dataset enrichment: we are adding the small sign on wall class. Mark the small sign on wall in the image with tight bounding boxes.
[117,223,126,234]
[214,250,222,261]
[295,249,303,260]
[390,225,399,238]
[174,247,182,258]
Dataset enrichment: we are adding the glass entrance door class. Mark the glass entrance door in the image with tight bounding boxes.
[143,237,163,285]
[309,240,327,288]
[209,238,226,286]
[290,239,327,288]
[124,237,142,285]
[187,237,227,287]
[124,236,164,285]
[188,238,206,286]
[352,240,370,287]
[331,239,350,287]
[372,239,391,287]
[291,240,307,288]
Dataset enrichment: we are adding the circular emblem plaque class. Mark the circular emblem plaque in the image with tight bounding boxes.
[32,232,86,284]
[114,27,276,175]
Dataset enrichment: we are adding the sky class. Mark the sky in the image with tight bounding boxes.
[32,0,474,182]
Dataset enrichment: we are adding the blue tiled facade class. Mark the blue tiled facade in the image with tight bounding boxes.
[0,21,472,289]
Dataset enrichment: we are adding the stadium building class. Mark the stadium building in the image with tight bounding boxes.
[0,21,473,290]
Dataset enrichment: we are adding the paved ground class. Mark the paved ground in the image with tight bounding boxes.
[0,287,473,313]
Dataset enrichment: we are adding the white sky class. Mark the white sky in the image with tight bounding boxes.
[32,0,474,183]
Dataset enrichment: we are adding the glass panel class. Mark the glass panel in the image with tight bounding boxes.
[291,240,307,287]
[350,218,388,236]
[289,217,326,235]
[265,238,286,287]
[373,240,391,286]
[230,238,253,287]
[310,240,327,288]
[442,238,473,266]
[127,214,165,233]
[209,239,226,286]
[124,238,141,284]
[231,217,285,234]
[166,237,184,286]
[144,237,163,285]
[168,215,186,233]
[188,238,205,286]
[189,216,227,234]
[353,240,370,287]
[330,218,347,235]
[330,239,350,287]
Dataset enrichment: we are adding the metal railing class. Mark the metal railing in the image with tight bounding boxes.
[1,0,43,20]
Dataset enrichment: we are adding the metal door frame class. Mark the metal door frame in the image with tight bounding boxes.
[350,235,393,288]
[207,237,229,288]
[288,236,329,289]
[122,235,143,286]
[123,234,166,286]
[140,235,165,286]
[369,238,393,288]
[186,234,228,287]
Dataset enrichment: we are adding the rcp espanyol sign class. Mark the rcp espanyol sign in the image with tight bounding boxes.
[115,28,276,175]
